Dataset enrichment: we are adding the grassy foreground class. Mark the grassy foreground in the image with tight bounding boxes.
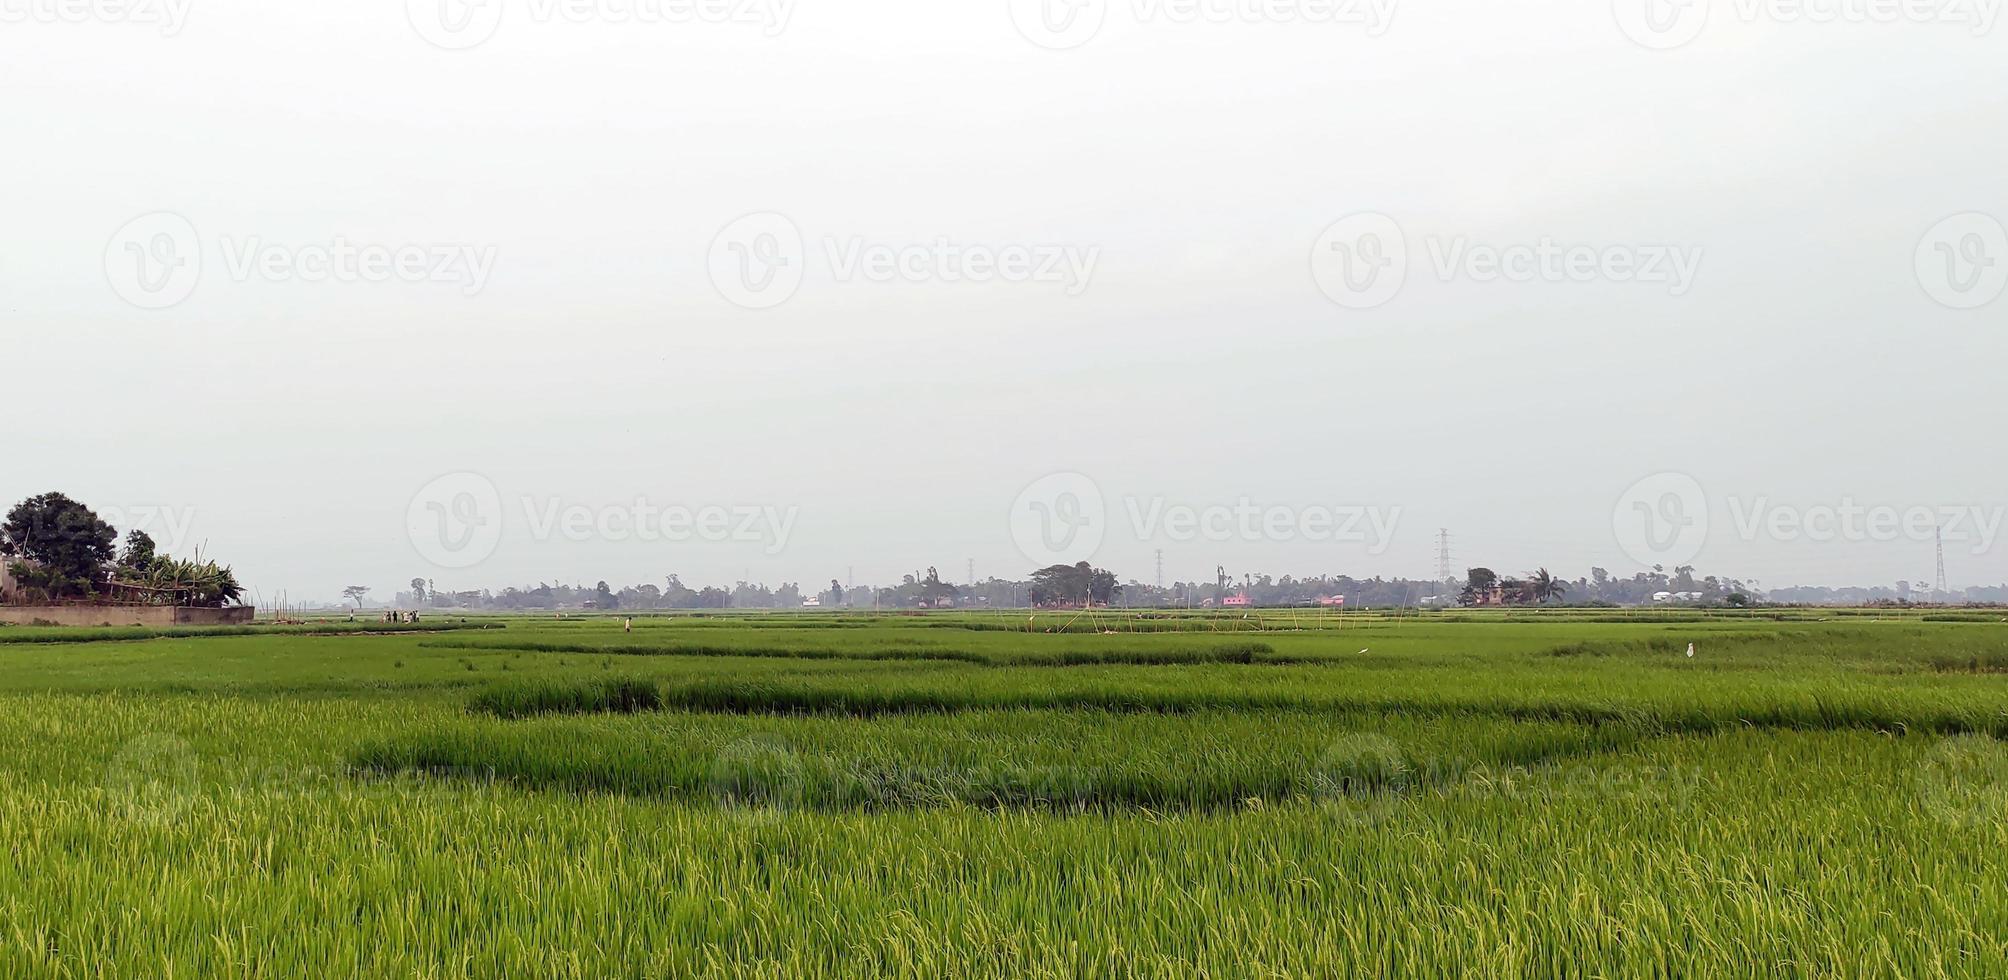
[1,611,2006,976]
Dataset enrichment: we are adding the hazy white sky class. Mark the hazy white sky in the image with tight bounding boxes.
[2,0,2004,601]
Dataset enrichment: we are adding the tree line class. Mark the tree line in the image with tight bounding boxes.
[374,560,1784,611]
[373,562,1127,611]
[0,492,243,607]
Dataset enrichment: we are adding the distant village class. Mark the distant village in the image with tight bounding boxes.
[342,563,2004,613]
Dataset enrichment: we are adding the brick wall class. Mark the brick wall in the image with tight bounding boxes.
[0,606,256,627]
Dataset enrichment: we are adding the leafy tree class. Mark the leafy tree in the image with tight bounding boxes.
[1029,563,1082,606]
[119,529,157,574]
[342,585,371,608]
[730,581,774,608]
[1,493,117,598]
[410,577,429,605]
[617,583,662,610]
[1084,567,1119,605]
[916,567,959,607]
[1028,562,1121,607]
[662,575,699,608]
[827,579,843,606]
[1459,567,1498,606]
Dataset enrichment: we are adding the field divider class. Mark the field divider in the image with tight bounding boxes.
[350,710,1647,815]
[0,621,505,646]
[454,674,2008,743]
[417,638,1308,668]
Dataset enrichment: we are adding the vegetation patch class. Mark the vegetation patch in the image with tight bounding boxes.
[423,638,1291,668]
[354,708,1633,812]
[468,677,662,719]
[8,612,2008,974]
[0,621,497,645]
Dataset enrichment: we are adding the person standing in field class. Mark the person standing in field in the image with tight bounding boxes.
[624,618,633,633]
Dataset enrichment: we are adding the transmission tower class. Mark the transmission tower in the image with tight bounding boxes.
[1436,528,1454,585]
[967,558,975,587]
[1935,527,1949,599]
[1155,549,1164,591]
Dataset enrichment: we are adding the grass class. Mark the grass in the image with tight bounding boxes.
[466,675,662,718]
[356,706,1634,811]
[420,636,1291,667]
[0,619,499,645]
[0,612,2004,975]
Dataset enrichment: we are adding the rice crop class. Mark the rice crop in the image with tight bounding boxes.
[0,614,2003,975]
[419,636,1291,667]
[466,675,662,718]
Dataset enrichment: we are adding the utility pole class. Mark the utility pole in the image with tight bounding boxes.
[1936,526,1949,600]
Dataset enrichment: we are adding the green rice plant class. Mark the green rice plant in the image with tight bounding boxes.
[419,637,1294,667]
[355,707,1636,812]
[0,620,497,645]
[468,676,661,719]
[0,615,2002,975]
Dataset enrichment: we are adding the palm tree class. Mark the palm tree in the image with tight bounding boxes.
[1529,567,1568,604]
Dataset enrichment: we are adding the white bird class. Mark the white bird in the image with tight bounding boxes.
[1686,642,1696,658]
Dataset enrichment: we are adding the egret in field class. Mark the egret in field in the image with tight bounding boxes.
[1686,642,1696,658]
